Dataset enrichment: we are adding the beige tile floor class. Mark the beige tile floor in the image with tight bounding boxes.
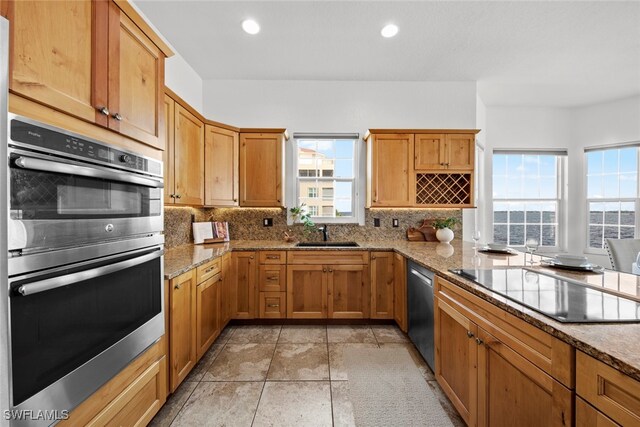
[150,324,465,427]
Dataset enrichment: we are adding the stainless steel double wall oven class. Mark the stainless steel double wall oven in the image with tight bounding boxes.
[5,114,165,425]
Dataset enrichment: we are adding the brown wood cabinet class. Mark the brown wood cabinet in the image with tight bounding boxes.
[169,270,197,392]
[171,101,204,205]
[435,276,574,427]
[205,124,239,207]
[287,264,328,319]
[196,273,221,360]
[393,253,407,332]
[328,264,369,319]
[370,251,395,319]
[368,133,414,207]
[231,252,257,319]
[576,351,640,426]
[366,129,479,207]
[3,0,171,148]
[259,292,287,319]
[220,253,232,326]
[239,132,285,207]
[163,94,175,204]
[576,397,620,427]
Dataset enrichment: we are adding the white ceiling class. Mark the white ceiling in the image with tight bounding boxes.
[134,1,640,107]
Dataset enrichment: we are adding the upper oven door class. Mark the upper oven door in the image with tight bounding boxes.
[8,148,163,252]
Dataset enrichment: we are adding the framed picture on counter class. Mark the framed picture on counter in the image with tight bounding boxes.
[214,222,230,242]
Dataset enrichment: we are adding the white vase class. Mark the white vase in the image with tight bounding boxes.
[436,228,454,243]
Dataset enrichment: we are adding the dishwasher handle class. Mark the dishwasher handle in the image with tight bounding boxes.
[410,268,433,287]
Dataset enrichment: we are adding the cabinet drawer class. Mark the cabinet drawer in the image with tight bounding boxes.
[287,250,369,265]
[259,265,286,292]
[576,351,640,426]
[87,356,167,427]
[576,397,620,427]
[436,276,574,388]
[196,258,221,283]
[259,251,287,264]
[259,292,286,319]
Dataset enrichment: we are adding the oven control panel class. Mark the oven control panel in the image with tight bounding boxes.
[9,117,162,177]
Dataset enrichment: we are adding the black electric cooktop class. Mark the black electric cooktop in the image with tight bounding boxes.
[450,268,640,323]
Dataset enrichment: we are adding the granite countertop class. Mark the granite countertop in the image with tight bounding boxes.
[164,239,640,382]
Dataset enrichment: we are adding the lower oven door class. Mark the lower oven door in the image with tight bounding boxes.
[8,246,164,426]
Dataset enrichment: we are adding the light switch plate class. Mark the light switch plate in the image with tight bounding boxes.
[392,219,399,227]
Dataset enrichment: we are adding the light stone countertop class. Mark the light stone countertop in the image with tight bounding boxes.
[164,239,640,382]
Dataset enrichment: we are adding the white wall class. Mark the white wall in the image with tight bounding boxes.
[165,53,203,113]
[482,95,640,266]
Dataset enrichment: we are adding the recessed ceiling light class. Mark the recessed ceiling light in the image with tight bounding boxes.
[242,19,260,35]
[381,24,398,38]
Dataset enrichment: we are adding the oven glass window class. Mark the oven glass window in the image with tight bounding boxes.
[10,252,162,405]
[10,158,161,219]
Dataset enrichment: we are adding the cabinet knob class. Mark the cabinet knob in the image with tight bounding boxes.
[467,331,474,338]
[250,255,254,259]
[328,268,333,273]
[323,268,327,273]
[233,198,238,202]
[174,284,181,290]
[112,112,123,121]
[97,106,110,116]
[475,337,484,346]
[371,255,376,260]
[175,194,181,199]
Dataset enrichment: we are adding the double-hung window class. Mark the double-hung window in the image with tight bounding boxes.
[585,146,639,250]
[492,150,565,249]
[293,133,360,223]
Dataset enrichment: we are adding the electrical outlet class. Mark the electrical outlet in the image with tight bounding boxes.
[191,214,196,223]
[374,218,380,227]
[263,218,273,227]
[392,218,399,228]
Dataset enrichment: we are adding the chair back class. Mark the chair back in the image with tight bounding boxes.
[604,238,640,273]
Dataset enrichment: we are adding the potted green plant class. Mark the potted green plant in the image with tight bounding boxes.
[432,217,459,243]
[289,203,316,235]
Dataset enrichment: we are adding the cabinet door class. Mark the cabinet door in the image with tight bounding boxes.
[434,296,478,427]
[174,103,204,205]
[287,265,327,319]
[196,274,221,360]
[476,327,573,427]
[240,133,283,207]
[205,125,239,206]
[6,0,103,123]
[169,270,197,392]
[576,397,619,427]
[415,134,446,170]
[220,253,232,326]
[107,3,164,148]
[163,94,175,204]
[328,265,369,319]
[232,252,256,319]
[445,134,474,170]
[370,134,414,206]
[393,253,407,332]
[370,252,394,319]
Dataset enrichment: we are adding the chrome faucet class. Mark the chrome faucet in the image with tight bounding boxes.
[318,224,329,241]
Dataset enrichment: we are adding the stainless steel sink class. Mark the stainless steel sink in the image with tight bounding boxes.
[295,241,359,247]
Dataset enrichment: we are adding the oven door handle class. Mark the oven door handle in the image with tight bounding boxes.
[14,156,164,189]
[16,250,163,296]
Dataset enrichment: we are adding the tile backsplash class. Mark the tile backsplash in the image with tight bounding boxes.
[165,206,463,248]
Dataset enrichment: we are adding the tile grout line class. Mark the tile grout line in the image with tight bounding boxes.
[326,325,336,427]
[250,325,282,427]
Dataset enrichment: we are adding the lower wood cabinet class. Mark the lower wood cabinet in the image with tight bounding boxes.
[169,270,197,392]
[576,351,640,426]
[196,273,221,360]
[231,251,257,319]
[576,397,620,427]
[370,251,394,319]
[220,253,232,325]
[259,292,286,318]
[328,264,369,319]
[393,253,407,332]
[435,276,573,427]
[287,264,327,318]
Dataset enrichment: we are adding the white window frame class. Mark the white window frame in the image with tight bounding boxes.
[584,145,640,255]
[490,150,566,252]
[288,133,362,225]
[308,187,318,198]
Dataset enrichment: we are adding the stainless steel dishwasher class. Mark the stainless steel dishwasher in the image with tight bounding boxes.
[407,261,436,371]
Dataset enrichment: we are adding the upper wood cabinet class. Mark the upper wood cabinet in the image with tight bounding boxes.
[366,129,479,207]
[239,132,285,207]
[368,133,414,207]
[172,102,204,205]
[370,252,395,319]
[205,125,239,207]
[4,0,172,148]
[163,94,175,204]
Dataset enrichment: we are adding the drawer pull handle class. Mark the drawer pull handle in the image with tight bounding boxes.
[266,255,280,259]
[267,276,279,280]
[267,304,280,308]
[204,267,216,273]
